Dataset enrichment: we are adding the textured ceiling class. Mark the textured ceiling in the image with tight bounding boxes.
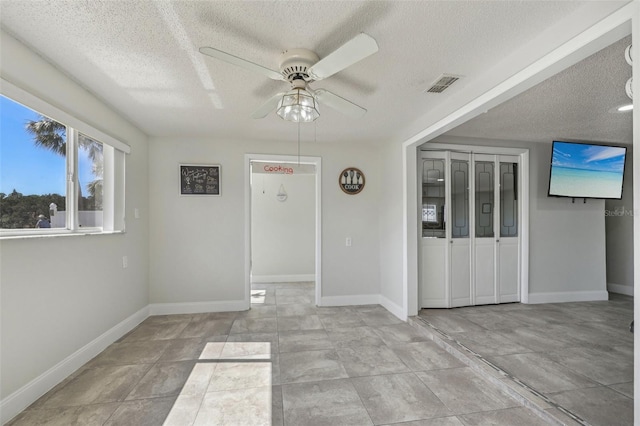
[0,1,631,146]
[446,35,633,146]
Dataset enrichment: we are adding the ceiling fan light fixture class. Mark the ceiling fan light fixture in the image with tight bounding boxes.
[277,88,319,122]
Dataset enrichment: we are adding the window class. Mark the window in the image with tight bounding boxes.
[0,97,67,229]
[0,82,129,237]
[77,133,104,228]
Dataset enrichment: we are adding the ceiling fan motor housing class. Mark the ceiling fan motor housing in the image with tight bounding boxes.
[279,48,320,83]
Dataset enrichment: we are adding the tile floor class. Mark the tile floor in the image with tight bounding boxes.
[418,293,634,426]
[7,283,631,425]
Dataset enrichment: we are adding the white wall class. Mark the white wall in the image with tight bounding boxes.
[148,137,381,306]
[381,4,635,317]
[432,136,608,302]
[606,149,634,295]
[378,141,405,312]
[251,172,315,282]
[0,30,149,407]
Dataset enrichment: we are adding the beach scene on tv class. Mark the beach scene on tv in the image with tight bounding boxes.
[549,141,626,199]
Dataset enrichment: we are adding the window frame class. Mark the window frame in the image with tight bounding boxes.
[0,78,129,238]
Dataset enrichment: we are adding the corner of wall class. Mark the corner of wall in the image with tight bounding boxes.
[0,306,149,424]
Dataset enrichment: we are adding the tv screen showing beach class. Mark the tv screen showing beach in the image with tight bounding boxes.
[548,141,626,199]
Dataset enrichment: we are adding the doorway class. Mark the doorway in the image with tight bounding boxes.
[244,154,322,308]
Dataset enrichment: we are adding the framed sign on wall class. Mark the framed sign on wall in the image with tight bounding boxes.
[339,167,365,195]
[180,164,221,195]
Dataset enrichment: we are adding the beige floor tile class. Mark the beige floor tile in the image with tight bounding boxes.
[277,315,324,331]
[6,403,119,426]
[230,316,277,334]
[86,340,171,367]
[125,361,195,400]
[278,329,333,353]
[162,394,203,426]
[104,396,176,426]
[352,372,450,424]
[41,364,152,408]
[391,341,465,371]
[550,386,634,426]
[279,350,348,384]
[416,367,518,415]
[488,353,598,394]
[282,379,373,426]
[336,344,410,377]
[11,283,630,426]
[207,360,272,391]
[457,407,550,426]
[193,386,271,426]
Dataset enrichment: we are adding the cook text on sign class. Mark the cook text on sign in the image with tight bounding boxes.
[339,167,365,195]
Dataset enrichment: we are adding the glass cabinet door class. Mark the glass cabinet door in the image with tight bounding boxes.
[475,161,494,238]
[422,158,446,238]
[450,159,469,238]
[500,162,518,237]
[449,153,471,307]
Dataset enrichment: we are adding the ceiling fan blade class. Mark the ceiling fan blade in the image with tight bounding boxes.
[251,92,286,119]
[308,33,378,81]
[199,46,284,81]
[314,89,367,119]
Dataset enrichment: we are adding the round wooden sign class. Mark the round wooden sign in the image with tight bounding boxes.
[339,167,365,195]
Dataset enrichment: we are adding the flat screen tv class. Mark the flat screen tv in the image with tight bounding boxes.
[548,141,627,200]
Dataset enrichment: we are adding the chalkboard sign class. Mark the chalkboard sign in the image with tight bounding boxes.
[179,164,221,196]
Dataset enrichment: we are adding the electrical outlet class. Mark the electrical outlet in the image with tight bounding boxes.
[346,237,352,247]
[122,256,128,268]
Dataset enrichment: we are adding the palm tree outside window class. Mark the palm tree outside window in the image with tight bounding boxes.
[0,95,104,229]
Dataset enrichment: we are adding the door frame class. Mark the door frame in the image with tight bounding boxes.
[418,144,529,308]
[402,5,634,320]
[244,154,322,308]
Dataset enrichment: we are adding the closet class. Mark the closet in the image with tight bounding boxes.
[420,149,523,308]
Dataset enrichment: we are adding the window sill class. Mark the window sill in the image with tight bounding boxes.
[0,229,125,240]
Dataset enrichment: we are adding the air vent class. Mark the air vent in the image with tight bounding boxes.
[425,74,462,93]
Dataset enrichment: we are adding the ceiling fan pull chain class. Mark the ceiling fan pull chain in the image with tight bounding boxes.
[297,120,301,166]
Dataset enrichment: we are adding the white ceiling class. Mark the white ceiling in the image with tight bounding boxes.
[446,35,633,146]
[0,1,632,146]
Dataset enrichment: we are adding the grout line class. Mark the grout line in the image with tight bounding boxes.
[409,316,590,426]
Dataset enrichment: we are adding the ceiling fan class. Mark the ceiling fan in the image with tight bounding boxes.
[199,33,379,121]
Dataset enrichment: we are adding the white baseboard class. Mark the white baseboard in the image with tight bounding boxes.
[251,274,315,283]
[149,300,248,315]
[527,290,609,304]
[319,294,380,307]
[379,294,407,321]
[607,283,634,296]
[319,294,406,321]
[0,306,149,425]
[3,291,408,424]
